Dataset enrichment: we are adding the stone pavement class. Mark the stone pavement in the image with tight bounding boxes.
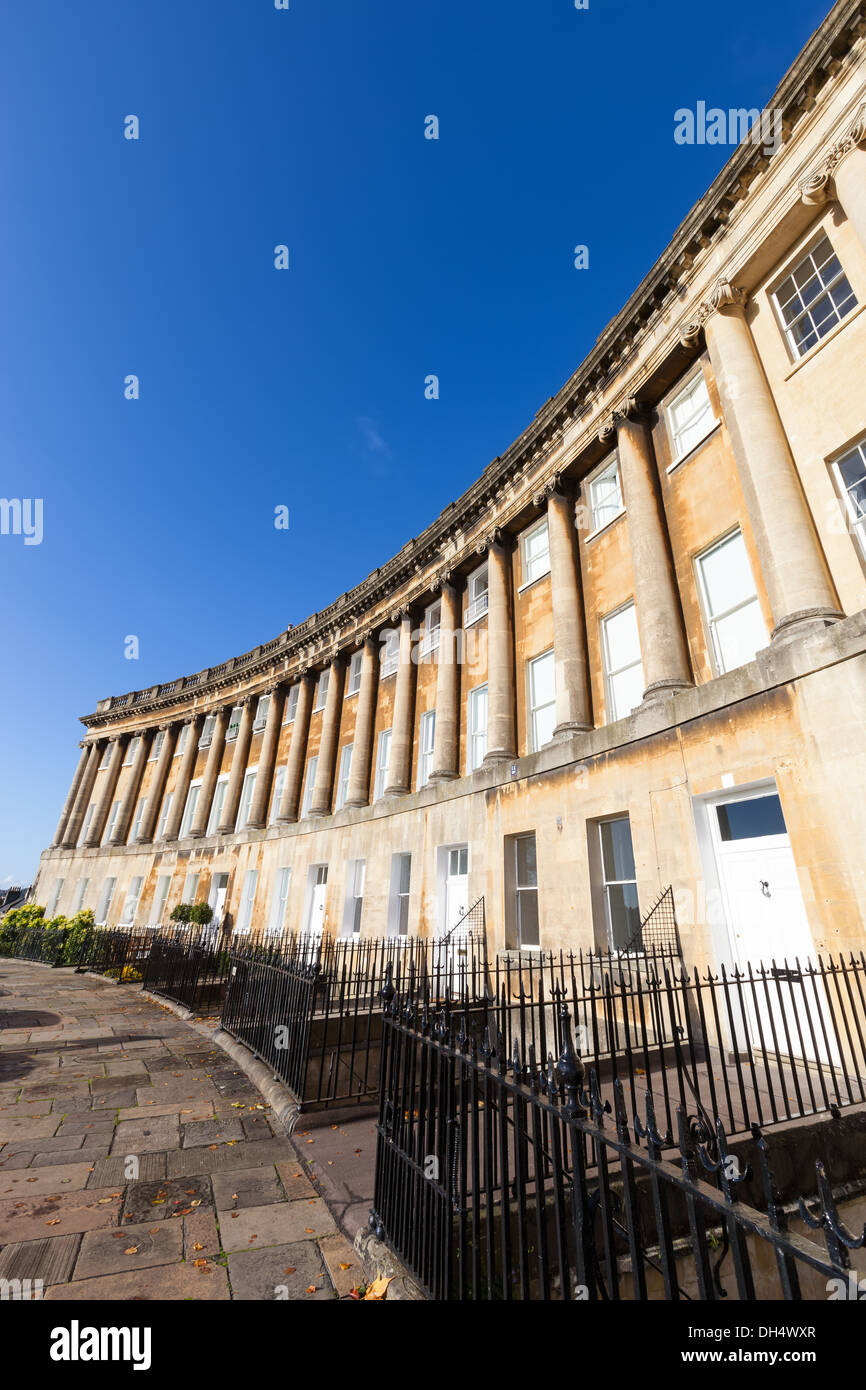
[0,958,364,1300]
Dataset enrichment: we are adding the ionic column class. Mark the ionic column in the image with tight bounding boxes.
[278,672,314,822]
[384,612,417,794]
[52,743,91,847]
[482,533,517,763]
[84,735,127,846]
[163,716,202,842]
[429,579,461,781]
[800,102,866,251]
[137,723,178,844]
[246,685,286,829]
[346,638,379,807]
[62,740,103,848]
[543,485,593,734]
[310,657,345,815]
[111,729,153,844]
[219,697,255,832]
[688,282,841,640]
[191,706,230,837]
[605,402,692,698]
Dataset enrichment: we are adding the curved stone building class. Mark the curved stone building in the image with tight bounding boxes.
[35,0,866,969]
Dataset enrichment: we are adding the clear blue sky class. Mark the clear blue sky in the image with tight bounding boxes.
[0,0,832,883]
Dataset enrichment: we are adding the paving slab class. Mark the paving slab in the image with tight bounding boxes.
[44,1261,231,1300]
[0,1186,123,1243]
[0,1232,81,1285]
[0,1161,94,1197]
[122,1175,212,1222]
[181,1117,244,1148]
[112,1116,179,1154]
[219,1198,336,1252]
[227,1240,335,1300]
[86,1151,167,1187]
[74,1219,184,1279]
[211,1165,284,1211]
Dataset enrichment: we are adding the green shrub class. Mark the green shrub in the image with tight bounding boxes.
[188,902,214,926]
[170,903,192,924]
[0,903,46,956]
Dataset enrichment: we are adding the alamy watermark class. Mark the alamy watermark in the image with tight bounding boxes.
[0,498,42,545]
[674,103,783,158]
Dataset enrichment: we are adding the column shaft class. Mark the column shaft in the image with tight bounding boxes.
[546,490,593,734]
[310,659,345,815]
[384,615,417,794]
[247,686,286,829]
[703,298,840,638]
[219,699,255,832]
[616,411,692,697]
[62,742,103,848]
[85,736,127,846]
[278,675,314,822]
[163,717,202,841]
[483,538,517,762]
[429,583,461,780]
[52,744,91,847]
[137,724,178,844]
[191,707,229,837]
[111,730,153,844]
[346,640,379,807]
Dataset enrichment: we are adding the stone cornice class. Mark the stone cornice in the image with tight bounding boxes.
[80,0,866,734]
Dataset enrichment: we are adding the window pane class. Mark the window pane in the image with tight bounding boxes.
[699,532,757,616]
[533,701,556,749]
[600,817,636,882]
[516,834,537,888]
[530,650,555,707]
[717,795,787,841]
[398,853,411,895]
[517,889,540,947]
[604,603,640,672]
[610,663,644,721]
[713,597,767,671]
[591,461,622,527]
[606,884,640,951]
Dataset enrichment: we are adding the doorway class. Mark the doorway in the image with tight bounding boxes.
[703,785,834,1064]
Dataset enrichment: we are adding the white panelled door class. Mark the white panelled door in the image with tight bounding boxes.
[708,789,836,1064]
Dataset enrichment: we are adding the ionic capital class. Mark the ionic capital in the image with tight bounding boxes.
[475,527,504,556]
[531,471,566,509]
[598,394,643,443]
[679,279,748,347]
[799,101,866,206]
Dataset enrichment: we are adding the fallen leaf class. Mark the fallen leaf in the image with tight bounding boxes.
[193,1243,204,1252]
[306,1285,317,1294]
[284,1267,296,1275]
[339,1262,352,1271]
[124,1247,139,1255]
[46,1219,61,1226]
[363,1276,393,1301]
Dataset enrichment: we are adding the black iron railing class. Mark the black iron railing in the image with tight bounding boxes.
[142,929,231,1013]
[219,905,491,1111]
[454,947,866,1142]
[73,926,160,981]
[371,993,866,1301]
